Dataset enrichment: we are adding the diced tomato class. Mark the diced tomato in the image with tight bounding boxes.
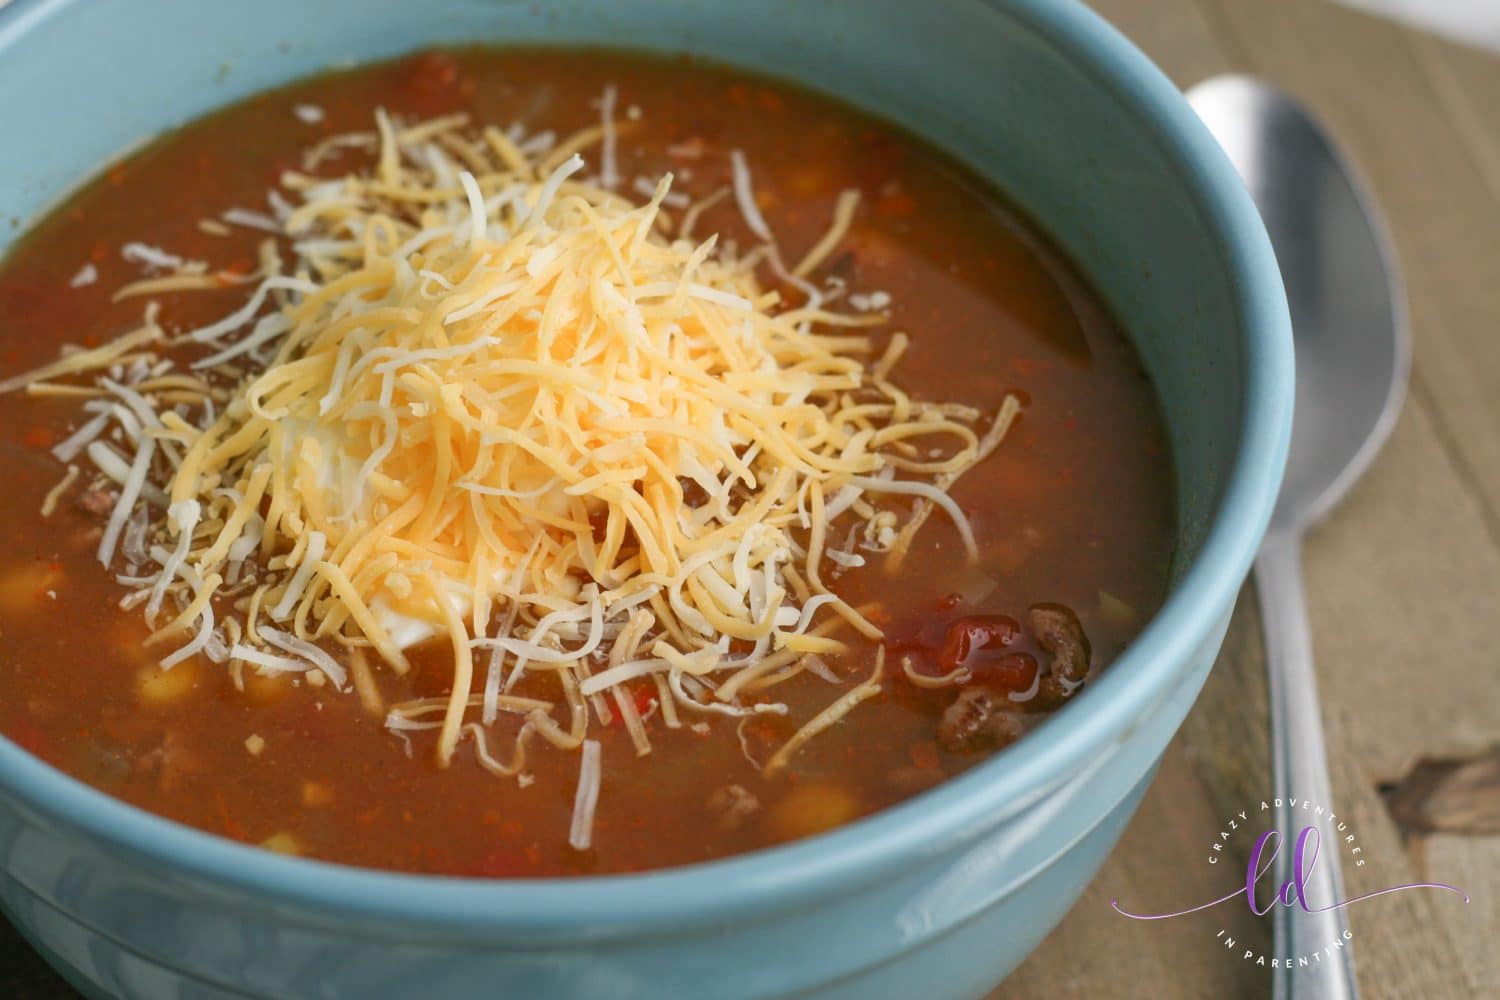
[909,740,940,770]
[397,51,464,114]
[891,613,1035,696]
[217,258,256,287]
[882,615,946,655]
[970,651,1039,694]
[630,682,657,718]
[214,789,249,841]
[876,188,916,217]
[588,505,610,543]
[938,614,1020,674]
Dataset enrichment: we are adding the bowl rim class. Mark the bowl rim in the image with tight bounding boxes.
[0,0,1292,936]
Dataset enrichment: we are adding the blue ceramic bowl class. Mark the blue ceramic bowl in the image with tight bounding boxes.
[0,1,1292,996]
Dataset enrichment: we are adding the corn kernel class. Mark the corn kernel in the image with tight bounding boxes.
[136,658,201,706]
[260,833,300,855]
[769,781,859,841]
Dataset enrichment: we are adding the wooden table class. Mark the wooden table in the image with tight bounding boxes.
[4,0,1497,995]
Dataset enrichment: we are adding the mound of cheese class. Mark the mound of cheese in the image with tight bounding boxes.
[9,106,1019,844]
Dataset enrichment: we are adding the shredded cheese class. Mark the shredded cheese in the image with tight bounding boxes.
[569,738,602,850]
[597,84,620,190]
[121,242,201,273]
[39,465,80,518]
[0,108,1023,846]
[764,647,886,776]
[729,149,772,242]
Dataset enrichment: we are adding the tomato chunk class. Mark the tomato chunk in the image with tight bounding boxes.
[938,614,1020,673]
[630,683,657,718]
[396,51,465,114]
[972,652,1039,693]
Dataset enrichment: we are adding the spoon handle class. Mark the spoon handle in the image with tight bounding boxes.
[1254,530,1359,1000]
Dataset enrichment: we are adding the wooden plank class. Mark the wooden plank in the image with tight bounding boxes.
[1404,28,1500,540]
[1425,835,1500,993]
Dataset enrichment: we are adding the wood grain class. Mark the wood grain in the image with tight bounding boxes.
[3,1,1497,996]
[1382,748,1500,836]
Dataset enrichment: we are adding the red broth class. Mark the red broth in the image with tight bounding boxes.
[0,49,1174,876]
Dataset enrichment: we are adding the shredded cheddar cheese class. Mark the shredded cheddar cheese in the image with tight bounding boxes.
[3,105,1020,815]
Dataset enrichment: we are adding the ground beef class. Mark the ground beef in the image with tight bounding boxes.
[937,686,1025,754]
[74,486,117,516]
[1029,603,1091,684]
[1024,673,1074,712]
[708,784,760,829]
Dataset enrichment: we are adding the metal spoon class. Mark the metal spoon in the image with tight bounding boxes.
[1188,76,1409,1000]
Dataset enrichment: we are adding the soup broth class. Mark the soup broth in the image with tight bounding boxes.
[0,49,1173,876]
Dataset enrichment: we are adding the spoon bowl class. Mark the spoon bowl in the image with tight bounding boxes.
[1190,75,1409,531]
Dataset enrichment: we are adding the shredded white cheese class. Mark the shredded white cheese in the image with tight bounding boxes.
[222,208,282,233]
[598,84,620,190]
[568,739,602,851]
[729,149,773,242]
[121,242,198,273]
